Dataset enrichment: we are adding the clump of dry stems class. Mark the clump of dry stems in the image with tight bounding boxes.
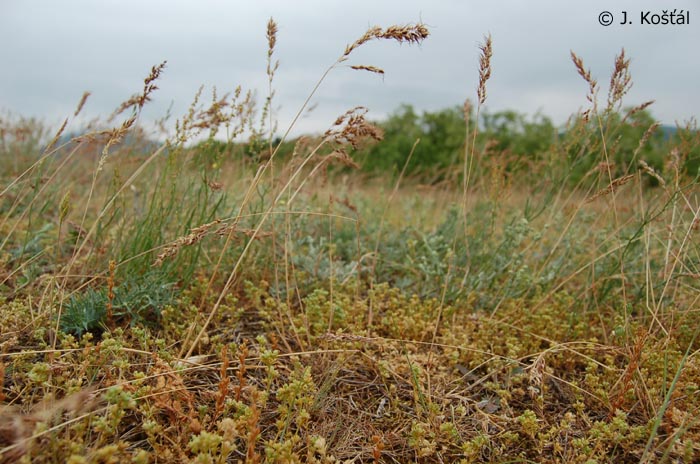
[181,21,428,359]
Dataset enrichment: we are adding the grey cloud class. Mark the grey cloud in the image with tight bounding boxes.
[1,0,697,137]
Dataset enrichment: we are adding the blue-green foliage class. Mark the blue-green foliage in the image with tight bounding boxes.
[271,196,671,314]
[60,271,176,336]
[372,206,550,307]
[60,288,108,336]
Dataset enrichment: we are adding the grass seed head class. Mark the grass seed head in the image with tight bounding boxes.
[608,48,632,108]
[343,23,429,57]
[586,173,636,203]
[73,91,91,117]
[266,18,278,54]
[325,107,383,149]
[350,65,385,76]
[477,34,493,105]
[571,51,598,103]
[110,61,167,120]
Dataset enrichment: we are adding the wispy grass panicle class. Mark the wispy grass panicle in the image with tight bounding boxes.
[607,48,632,110]
[624,100,655,122]
[43,117,69,154]
[350,65,385,77]
[462,35,494,209]
[477,34,493,105]
[342,23,429,58]
[110,60,167,120]
[585,173,636,202]
[382,23,430,45]
[571,51,598,105]
[73,91,91,117]
[99,114,138,162]
[153,219,223,267]
[633,122,661,159]
[264,18,280,149]
[174,85,255,143]
[639,159,666,187]
[266,18,278,57]
[324,107,383,149]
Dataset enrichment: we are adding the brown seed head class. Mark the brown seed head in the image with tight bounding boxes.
[266,18,278,54]
[639,160,666,187]
[350,65,385,76]
[74,91,91,117]
[463,99,472,119]
[586,174,636,203]
[571,51,598,102]
[343,23,429,57]
[477,34,493,105]
[381,23,430,44]
[153,219,222,267]
[608,48,632,107]
[633,122,661,158]
[110,61,167,120]
[626,100,654,120]
[326,149,360,169]
[325,107,383,149]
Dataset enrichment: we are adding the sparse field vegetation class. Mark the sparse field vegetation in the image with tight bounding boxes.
[1,19,700,463]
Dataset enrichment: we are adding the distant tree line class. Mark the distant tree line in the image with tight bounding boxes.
[191,103,698,187]
[351,104,699,186]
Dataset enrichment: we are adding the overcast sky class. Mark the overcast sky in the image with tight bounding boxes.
[1,0,698,138]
